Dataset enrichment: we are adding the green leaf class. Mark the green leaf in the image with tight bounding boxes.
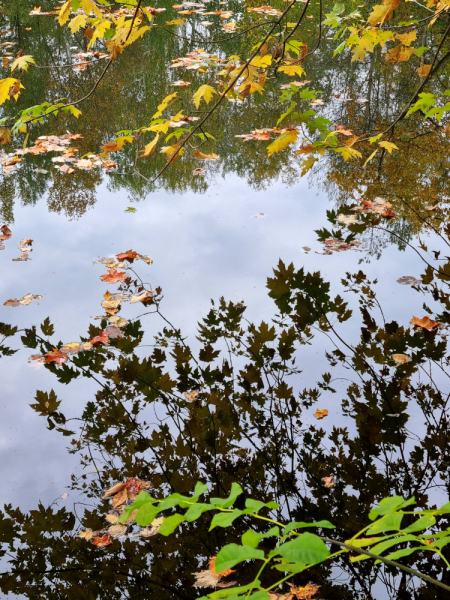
[248,593,270,600]
[402,514,436,533]
[135,503,160,526]
[369,497,414,520]
[272,562,306,573]
[184,503,212,522]
[125,207,136,213]
[210,509,243,530]
[283,520,335,533]
[209,582,261,599]
[192,481,208,496]
[375,547,419,563]
[277,532,330,565]
[210,483,243,508]
[367,512,404,535]
[159,514,185,535]
[119,490,153,522]
[215,544,265,573]
[351,535,417,562]
[242,526,280,548]
[244,499,279,512]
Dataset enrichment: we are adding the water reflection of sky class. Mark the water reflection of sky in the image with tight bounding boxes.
[0,171,434,513]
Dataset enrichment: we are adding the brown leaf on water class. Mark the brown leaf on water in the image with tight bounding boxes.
[4,293,44,307]
[105,325,124,339]
[382,208,397,218]
[0,127,11,144]
[45,349,68,365]
[289,582,320,599]
[193,151,219,160]
[90,330,109,345]
[92,534,112,548]
[397,276,420,285]
[323,475,335,488]
[410,316,443,331]
[102,482,127,499]
[19,238,33,245]
[122,509,138,524]
[1,224,12,236]
[130,290,155,305]
[185,391,198,402]
[79,529,94,540]
[106,513,119,524]
[112,488,128,508]
[314,408,328,419]
[108,523,127,536]
[116,249,139,262]
[393,354,411,364]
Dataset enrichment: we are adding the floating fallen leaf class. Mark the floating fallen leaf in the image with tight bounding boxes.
[106,514,119,524]
[4,293,44,307]
[185,391,198,401]
[130,290,155,304]
[288,583,320,599]
[59,164,75,174]
[108,523,127,536]
[314,408,328,419]
[386,413,400,417]
[193,151,219,160]
[109,316,127,327]
[105,325,124,339]
[410,316,443,332]
[397,276,420,285]
[79,529,94,540]
[336,214,362,225]
[251,213,266,218]
[19,238,33,246]
[45,349,69,365]
[125,207,136,213]
[323,475,335,488]
[393,354,411,364]
[194,556,236,589]
[90,330,109,345]
[116,249,139,262]
[100,269,127,283]
[112,488,128,508]
[193,168,205,175]
[92,534,112,548]
[61,493,68,500]
[103,482,127,499]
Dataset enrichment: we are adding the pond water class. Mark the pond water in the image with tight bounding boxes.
[1,0,450,598]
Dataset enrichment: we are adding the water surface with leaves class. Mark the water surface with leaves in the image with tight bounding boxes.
[1,0,450,598]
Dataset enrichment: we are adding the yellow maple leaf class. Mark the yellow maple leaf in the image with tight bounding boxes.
[367,4,391,25]
[152,92,178,119]
[81,0,103,19]
[57,0,72,25]
[396,30,416,46]
[335,147,362,161]
[250,55,272,68]
[141,134,160,157]
[11,55,35,73]
[278,64,305,77]
[193,151,219,160]
[192,84,217,109]
[398,46,415,62]
[416,62,432,77]
[69,14,88,33]
[267,130,298,156]
[0,78,24,105]
[378,141,398,153]
[351,37,374,62]
[166,18,186,25]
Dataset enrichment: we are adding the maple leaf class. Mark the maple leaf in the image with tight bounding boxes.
[267,129,298,156]
[45,349,69,365]
[185,391,198,401]
[141,134,160,157]
[193,151,219,160]
[112,487,128,507]
[410,316,443,331]
[11,55,35,73]
[192,84,217,108]
[57,0,72,25]
[416,62,432,77]
[0,127,11,144]
[289,582,321,599]
[90,330,109,345]
[335,124,352,136]
[100,269,127,283]
[278,64,305,77]
[393,354,410,364]
[130,290,155,305]
[0,78,24,104]
[79,529,94,540]
[92,534,112,548]
[314,408,328,419]
[116,249,139,262]
[367,4,391,26]
[378,141,398,154]
[396,31,416,47]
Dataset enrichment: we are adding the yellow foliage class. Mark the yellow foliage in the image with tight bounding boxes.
[141,134,160,157]
[379,141,399,153]
[250,55,272,68]
[278,64,305,77]
[267,130,298,156]
[11,55,35,73]
[335,147,362,161]
[57,0,72,25]
[0,78,24,105]
[363,149,378,167]
[81,0,103,19]
[351,37,375,62]
[367,5,391,26]
[166,19,186,25]
[416,62,432,77]
[396,30,416,46]
[192,84,217,109]
[88,20,112,49]
[385,44,415,63]
[69,14,88,33]
[152,92,178,119]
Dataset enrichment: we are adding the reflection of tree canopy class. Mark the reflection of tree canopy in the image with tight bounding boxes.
[2,251,450,598]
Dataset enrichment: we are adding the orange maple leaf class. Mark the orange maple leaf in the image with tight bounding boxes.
[92,534,112,548]
[45,349,68,365]
[116,249,139,262]
[90,331,109,345]
[410,316,443,331]
[100,269,127,283]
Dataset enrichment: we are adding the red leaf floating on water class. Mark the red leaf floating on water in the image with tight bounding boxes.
[90,330,109,345]
[100,269,127,283]
[92,534,112,548]
[45,349,69,365]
